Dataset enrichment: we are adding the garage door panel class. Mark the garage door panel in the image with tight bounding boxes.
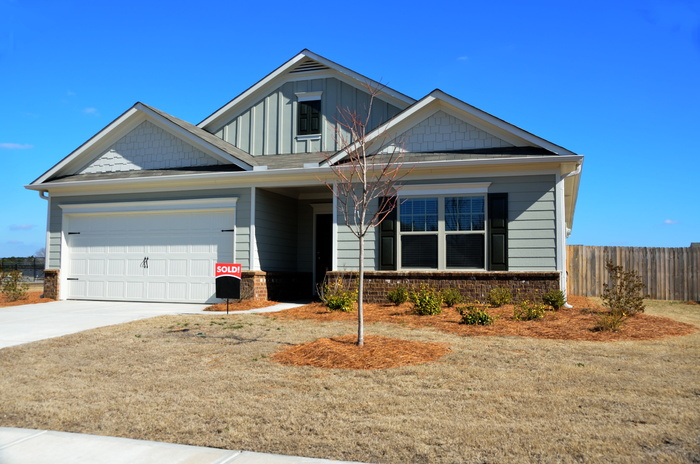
[65,208,234,303]
[107,281,125,299]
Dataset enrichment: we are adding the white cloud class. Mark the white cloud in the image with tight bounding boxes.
[0,143,34,149]
[9,224,36,231]
[664,219,679,224]
[83,107,99,116]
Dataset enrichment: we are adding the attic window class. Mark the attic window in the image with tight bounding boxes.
[296,92,322,137]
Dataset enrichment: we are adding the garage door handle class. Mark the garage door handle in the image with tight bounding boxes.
[140,257,149,269]
[67,278,79,281]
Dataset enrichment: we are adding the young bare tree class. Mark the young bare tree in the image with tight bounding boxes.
[324,84,408,346]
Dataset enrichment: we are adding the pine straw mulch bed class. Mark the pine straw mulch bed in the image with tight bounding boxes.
[269,295,697,342]
[272,334,451,370]
[0,290,54,307]
[267,295,697,370]
[203,300,279,311]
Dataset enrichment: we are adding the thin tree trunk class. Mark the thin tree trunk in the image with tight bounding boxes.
[357,235,365,346]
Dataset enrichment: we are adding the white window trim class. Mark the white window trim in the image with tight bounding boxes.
[396,192,488,271]
[295,91,323,102]
[397,182,491,197]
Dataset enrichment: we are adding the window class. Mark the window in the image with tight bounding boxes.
[398,196,486,269]
[297,98,321,136]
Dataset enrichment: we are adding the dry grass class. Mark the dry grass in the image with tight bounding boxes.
[0,299,699,463]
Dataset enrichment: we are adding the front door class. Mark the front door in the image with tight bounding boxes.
[315,214,332,290]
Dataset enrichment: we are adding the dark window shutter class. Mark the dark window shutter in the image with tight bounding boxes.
[378,197,397,270]
[488,193,508,271]
[298,100,321,135]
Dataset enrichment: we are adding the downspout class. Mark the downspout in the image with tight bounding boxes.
[558,163,582,308]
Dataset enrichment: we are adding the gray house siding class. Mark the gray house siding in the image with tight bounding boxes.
[46,188,251,270]
[255,189,299,272]
[492,175,557,270]
[332,174,557,272]
[217,77,403,156]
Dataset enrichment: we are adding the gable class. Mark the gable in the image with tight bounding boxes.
[396,110,514,153]
[76,120,224,175]
[214,76,405,156]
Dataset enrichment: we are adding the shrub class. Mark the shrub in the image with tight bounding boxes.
[441,287,463,308]
[602,261,647,317]
[456,301,495,325]
[513,300,546,321]
[386,285,409,306]
[542,289,566,310]
[409,283,443,316]
[594,311,626,332]
[486,287,512,307]
[1,271,29,302]
[318,277,357,312]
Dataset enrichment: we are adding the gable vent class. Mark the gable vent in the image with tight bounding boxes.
[290,58,330,74]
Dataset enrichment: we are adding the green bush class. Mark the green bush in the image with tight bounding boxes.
[594,311,626,332]
[409,283,443,316]
[456,302,495,325]
[513,300,546,321]
[542,289,566,310]
[602,261,647,317]
[441,287,463,308]
[486,287,512,307]
[386,285,409,306]
[1,271,29,302]
[319,278,357,312]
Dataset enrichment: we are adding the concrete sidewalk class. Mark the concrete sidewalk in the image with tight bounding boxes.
[0,427,367,464]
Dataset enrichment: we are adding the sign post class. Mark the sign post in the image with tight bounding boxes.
[215,263,242,314]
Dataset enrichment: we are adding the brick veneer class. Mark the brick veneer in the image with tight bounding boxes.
[326,271,561,303]
[43,269,60,300]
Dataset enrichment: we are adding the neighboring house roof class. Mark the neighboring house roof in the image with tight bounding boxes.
[197,49,416,133]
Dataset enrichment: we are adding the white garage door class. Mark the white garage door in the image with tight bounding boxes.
[63,204,235,304]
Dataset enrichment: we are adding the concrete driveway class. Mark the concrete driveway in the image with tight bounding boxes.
[0,299,305,349]
[0,300,211,349]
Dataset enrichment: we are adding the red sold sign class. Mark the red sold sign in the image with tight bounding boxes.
[215,263,241,279]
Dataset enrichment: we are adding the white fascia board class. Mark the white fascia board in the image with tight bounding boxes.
[431,90,576,155]
[198,52,308,130]
[323,95,440,166]
[30,106,144,185]
[198,50,415,133]
[135,104,253,171]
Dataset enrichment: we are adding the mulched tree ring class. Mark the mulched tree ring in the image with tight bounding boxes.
[272,335,451,370]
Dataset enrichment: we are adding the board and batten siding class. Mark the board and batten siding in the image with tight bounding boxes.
[334,175,557,272]
[254,189,300,272]
[46,189,251,270]
[216,77,403,156]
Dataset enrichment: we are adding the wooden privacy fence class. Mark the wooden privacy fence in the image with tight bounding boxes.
[567,245,700,301]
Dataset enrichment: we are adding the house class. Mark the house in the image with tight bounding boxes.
[26,49,583,304]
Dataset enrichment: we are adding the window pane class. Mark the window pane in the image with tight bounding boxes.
[446,235,484,268]
[401,235,438,268]
[446,197,485,231]
[400,198,438,232]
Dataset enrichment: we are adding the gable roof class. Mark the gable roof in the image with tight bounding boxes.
[322,89,576,166]
[30,102,258,186]
[197,49,416,133]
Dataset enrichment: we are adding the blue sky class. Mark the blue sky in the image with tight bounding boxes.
[1,0,698,258]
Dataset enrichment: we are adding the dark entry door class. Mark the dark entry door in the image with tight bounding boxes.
[315,214,332,288]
